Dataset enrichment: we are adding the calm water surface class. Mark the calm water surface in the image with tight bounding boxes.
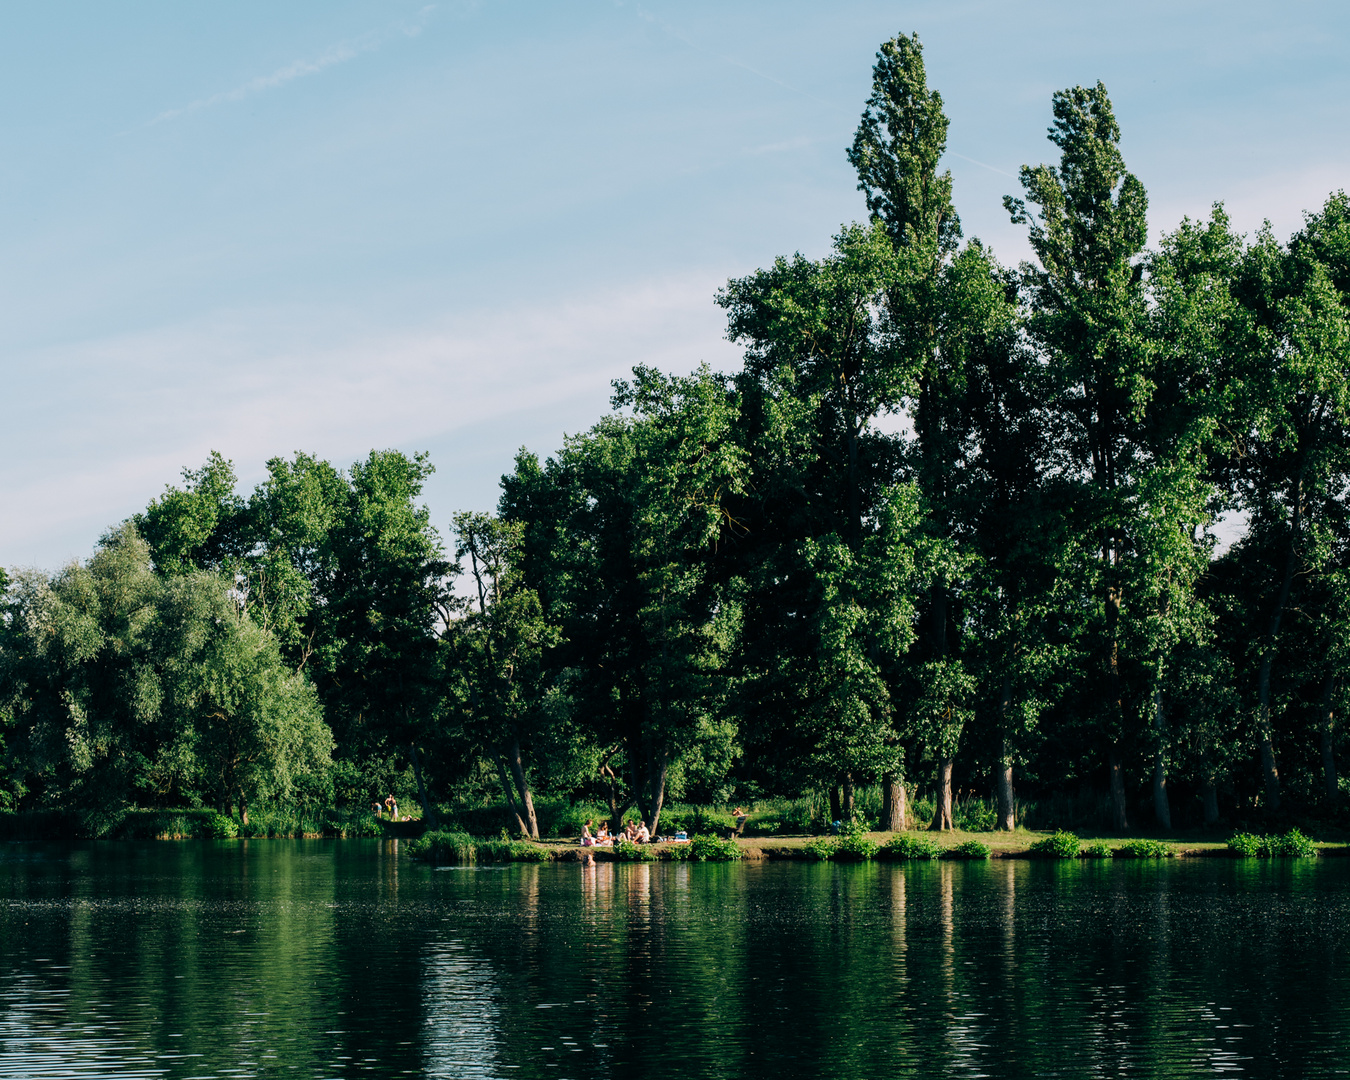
[0,841,1347,1078]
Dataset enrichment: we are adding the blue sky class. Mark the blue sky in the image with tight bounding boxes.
[3,0,1348,569]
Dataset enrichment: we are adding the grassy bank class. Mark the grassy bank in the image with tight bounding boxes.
[1,804,1338,862]
[405,824,1345,865]
[406,830,744,864]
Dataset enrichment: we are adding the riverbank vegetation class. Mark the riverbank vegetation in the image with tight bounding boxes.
[403,825,1335,865]
[5,33,1350,843]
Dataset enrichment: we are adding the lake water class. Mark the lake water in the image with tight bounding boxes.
[0,842,1347,1078]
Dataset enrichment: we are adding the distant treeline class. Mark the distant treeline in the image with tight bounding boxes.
[4,33,1350,836]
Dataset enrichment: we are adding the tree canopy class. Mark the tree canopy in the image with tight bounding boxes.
[5,33,1350,835]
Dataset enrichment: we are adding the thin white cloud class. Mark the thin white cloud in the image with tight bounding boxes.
[144,7,436,127]
[149,44,366,125]
[0,272,740,570]
[949,151,1018,180]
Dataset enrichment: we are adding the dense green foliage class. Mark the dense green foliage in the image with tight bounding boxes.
[880,835,943,861]
[5,32,1350,837]
[685,835,745,862]
[944,839,992,860]
[1030,831,1082,859]
[1114,839,1175,859]
[827,822,882,861]
[1228,828,1318,857]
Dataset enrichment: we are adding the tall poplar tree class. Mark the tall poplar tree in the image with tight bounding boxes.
[1006,82,1151,829]
[848,32,1022,828]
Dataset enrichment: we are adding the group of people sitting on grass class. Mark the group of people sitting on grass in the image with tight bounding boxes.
[578,809,753,846]
[580,818,651,846]
[579,817,702,846]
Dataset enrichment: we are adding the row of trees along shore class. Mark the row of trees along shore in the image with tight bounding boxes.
[5,33,1350,837]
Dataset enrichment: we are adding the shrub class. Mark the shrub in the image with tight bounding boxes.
[944,839,991,860]
[953,799,996,832]
[615,841,657,862]
[1228,831,1263,857]
[831,830,879,861]
[880,835,942,861]
[1029,830,1080,859]
[1113,838,1173,859]
[195,812,239,839]
[507,841,551,862]
[687,834,742,862]
[1271,828,1317,857]
[662,842,692,861]
[475,839,550,863]
[473,839,516,862]
[802,838,836,861]
[1080,842,1112,860]
[407,830,477,864]
[1228,829,1318,858]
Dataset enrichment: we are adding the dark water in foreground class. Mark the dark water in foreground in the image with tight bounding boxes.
[0,843,1347,1079]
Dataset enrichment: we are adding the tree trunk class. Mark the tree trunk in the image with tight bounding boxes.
[929,759,953,831]
[1105,585,1127,832]
[606,788,636,834]
[1152,683,1171,830]
[505,737,539,838]
[928,582,956,835]
[630,740,649,827]
[600,752,636,833]
[1108,750,1128,831]
[842,772,855,821]
[1321,675,1338,800]
[645,749,670,834]
[1257,661,1283,812]
[996,680,1016,831]
[1256,474,1303,811]
[238,791,249,829]
[1151,758,1170,830]
[1201,778,1219,826]
[829,784,842,823]
[881,771,908,831]
[495,755,530,836]
[995,760,1015,832]
[409,743,437,830]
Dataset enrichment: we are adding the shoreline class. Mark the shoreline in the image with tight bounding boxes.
[407,826,1347,864]
[3,811,1341,861]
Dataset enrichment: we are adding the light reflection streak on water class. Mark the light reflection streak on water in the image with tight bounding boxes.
[0,970,168,1079]
[423,942,502,1079]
